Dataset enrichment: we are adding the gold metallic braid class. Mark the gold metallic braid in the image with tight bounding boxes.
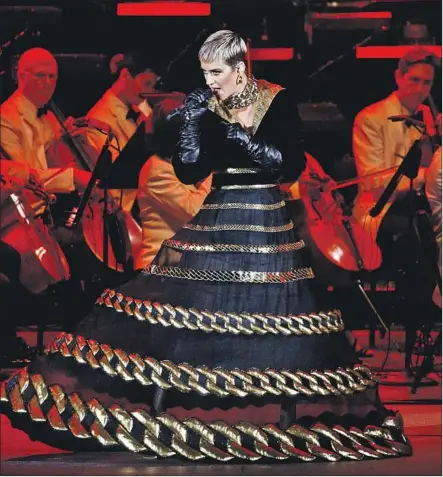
[216,168,261,174]
[200,201,285,210]
[163,239,305,254]
[216,184,277,190]
[182,222,293,232]
[96,288,343,336]
[45,333,378,398]
[0,369,412,461]
[144,264,314,283]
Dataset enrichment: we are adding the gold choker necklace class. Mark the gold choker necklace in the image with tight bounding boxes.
[222,78,258,110]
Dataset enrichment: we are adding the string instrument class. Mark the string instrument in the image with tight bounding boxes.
[354,118,429,242]
[426,93,442,150]
[299,166,383,275]
[0,174,70,294]
[46,100,141,273]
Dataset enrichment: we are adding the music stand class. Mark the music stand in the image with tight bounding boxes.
[98,122,152,274]
[70,123,150,275]
[99,122,151,190]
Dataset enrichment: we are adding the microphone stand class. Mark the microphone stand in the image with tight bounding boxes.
[370,122,440,389]
[369,139,422,219]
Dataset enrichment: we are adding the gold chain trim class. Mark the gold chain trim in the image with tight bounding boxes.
[45,333,378,398]
[163,239,305,254]
[217,168,261,174]
[222,77,259,110]
[216,184,277,190]
[208,80,283,136]
[96,288,342,336]
[182,222,293,232]
[200,201,285,210]
[0,369,412,461]
[144,264,314,283]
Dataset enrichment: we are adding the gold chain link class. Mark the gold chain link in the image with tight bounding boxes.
[46,333,378,398]
[200,201,285,210]
[163,239,305,254]
[96,289,343,337]
[0,369,412,461]
[144,264,313,283]
[182,222,293,232]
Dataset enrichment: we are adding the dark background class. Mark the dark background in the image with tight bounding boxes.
[0,0,441,186]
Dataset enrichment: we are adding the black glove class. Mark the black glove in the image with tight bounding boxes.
[225,122,283,169]
[172,110,210,184]
[184,88,211,107]
[180,88,211,121]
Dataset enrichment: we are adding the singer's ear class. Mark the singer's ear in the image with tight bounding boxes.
[235,61,246,74]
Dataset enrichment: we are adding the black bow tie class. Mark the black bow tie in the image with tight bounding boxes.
[126,108,140,122]
[411,110,424,122]
[37,105,49,118]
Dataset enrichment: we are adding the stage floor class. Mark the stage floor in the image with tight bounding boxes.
[1,328,441,476]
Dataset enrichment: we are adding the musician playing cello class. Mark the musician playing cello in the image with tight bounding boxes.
[0,47,92,194]
[352,47,441,350]
[82,52,158,213]
[353,47,440,249]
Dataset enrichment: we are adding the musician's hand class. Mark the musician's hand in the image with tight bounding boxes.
[8,177,26,194]
[28,168,44,187]
[135,99,153,120]
[74,169,92,192]
[0,176,26,204]
[64,116,85,138]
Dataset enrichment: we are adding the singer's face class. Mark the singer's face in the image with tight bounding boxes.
[396,63,434,111]
[201,61,238,101]
[18,61,58,108]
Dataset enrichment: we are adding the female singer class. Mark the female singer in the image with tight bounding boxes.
[1,30,411,463]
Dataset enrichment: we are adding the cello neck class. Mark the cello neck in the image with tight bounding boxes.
[49,100,96,172]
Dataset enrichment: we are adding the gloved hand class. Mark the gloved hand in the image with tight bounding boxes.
[177,119,201,163]
[184,88,211,108]
[181,88,211,122]
[225,122,283,169]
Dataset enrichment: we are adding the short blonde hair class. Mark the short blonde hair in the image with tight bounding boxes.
[198,30,247,68]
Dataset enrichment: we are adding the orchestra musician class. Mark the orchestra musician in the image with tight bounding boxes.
[353,47,440,271]
[352,47,441,360]
[135,98,212,271]
[81,52,159,213]
[0,48,92,195]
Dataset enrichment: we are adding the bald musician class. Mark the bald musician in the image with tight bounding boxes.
[0,47,91,194]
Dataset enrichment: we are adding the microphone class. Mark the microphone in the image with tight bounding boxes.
[166,89,213,121]
[73,117,114,138]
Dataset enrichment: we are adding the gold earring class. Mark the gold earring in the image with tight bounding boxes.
[236,74,243,85]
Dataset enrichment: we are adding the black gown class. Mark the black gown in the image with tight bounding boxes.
[0,81,412,463]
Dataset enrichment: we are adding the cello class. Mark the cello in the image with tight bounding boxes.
[293,153,383,281]
[0,173,70,295]
[46,100,142,274]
